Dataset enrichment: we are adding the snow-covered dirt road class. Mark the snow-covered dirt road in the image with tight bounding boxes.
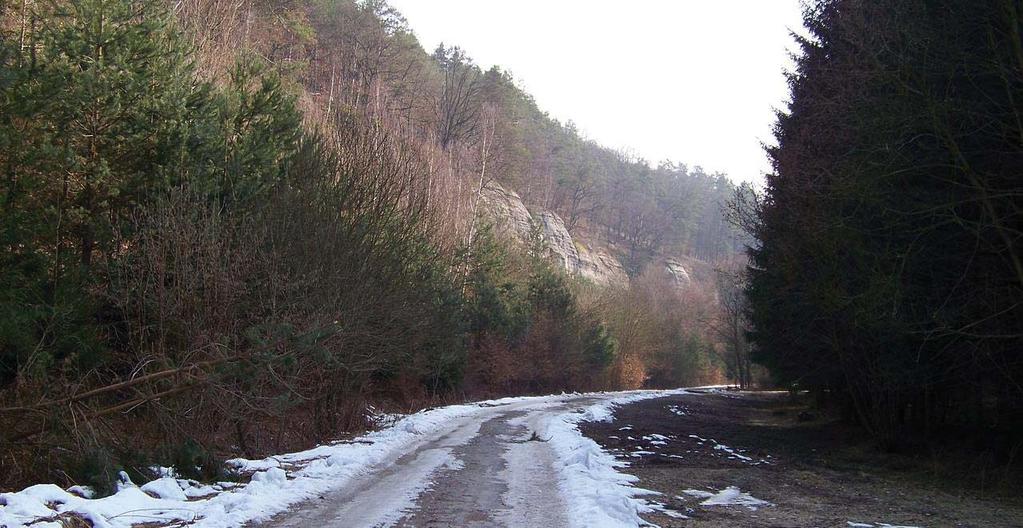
[263,397,592,528]
[0,390,684,528]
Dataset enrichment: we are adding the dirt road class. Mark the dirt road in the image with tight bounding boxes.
[260,396,594,528]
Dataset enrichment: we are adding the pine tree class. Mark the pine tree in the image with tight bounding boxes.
[36,0,201,266]
[748,0,1023,442]
[0,0,206,384]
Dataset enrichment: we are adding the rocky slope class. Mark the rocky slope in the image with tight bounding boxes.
[663,258,692,286]
[479,181,630,286]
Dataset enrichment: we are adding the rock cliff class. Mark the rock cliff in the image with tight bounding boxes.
[479,181,533,241]
[480,182,628,286]
[538,212,628,285]
[481,181,696,290]
[664,258,692,287]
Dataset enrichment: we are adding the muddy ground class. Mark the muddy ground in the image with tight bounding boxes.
[580,390,1023,528]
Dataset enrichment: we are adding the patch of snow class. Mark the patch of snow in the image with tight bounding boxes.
[0,484,204,527]
[713,443,753,461]
[688,434,770,466]
[641,434,669,447]
[682,489,715,499]
[139,478,188,501]
[149,466,176,478]
[499,409,573,527]
[325,445,466,528]
[181,481,221,499]
[114,471,135,492]
[66,486,94,499]
[684,486,771,510]
[667,404,688,416]
[647,501,688,519]
[539,389,693,527]
[366,405,404,428]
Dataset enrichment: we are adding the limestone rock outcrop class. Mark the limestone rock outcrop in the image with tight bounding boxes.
[479,181,533,241]
[480,182,627,286]
[664,258,692,287]
[538,212,627,286]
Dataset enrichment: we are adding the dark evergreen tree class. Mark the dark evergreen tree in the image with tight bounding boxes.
[748,0,1023,443]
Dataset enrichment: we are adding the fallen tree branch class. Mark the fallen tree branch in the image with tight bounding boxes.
[0,356,241,414]
[7,381,205,443]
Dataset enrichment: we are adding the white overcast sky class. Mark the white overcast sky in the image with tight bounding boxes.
[387,0,806,185]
